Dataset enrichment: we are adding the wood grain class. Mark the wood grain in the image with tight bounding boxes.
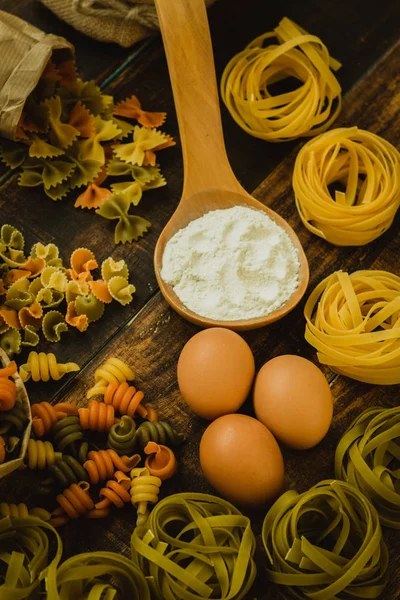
[0,0,399,597]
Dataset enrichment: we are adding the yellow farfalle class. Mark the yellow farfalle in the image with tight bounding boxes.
[113,126,169,166]
[111,181,142,206]
[29,136,64,159]
[80,116,121,163]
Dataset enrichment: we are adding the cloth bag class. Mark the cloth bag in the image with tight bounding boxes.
[0,11,73,140]
[40,0,215,48]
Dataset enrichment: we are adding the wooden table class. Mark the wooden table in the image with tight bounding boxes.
[0,0,399,597]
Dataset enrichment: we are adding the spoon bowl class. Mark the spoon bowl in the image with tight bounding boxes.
[154,0,309,331]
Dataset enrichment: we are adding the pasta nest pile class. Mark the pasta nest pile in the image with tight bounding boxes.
[293,127,400,246]
[131,492,257,600]
[220,17,342,142]
[262,479,388,599]
[335,406,400,529]
[304,269,400,384]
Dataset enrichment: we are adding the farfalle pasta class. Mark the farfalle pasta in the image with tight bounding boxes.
[293,127,400,245]
[0,225,136,356]
[304,270,400,384]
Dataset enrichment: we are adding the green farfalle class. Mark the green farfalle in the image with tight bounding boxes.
[1,225,25,251]
[59,79,109,116]
[65,280,90,303]
[44,180,71,201]
[18,169,44,187]
[131,493,257,600]
[108,276,136,306]
[113,117,135,140]
[0,328,22,356]
[114,126,167,166]
[75,293,105,322]
[111,181,143,206]
[96,193,151,244]
[21,325,40,347]
[42,160,76,189]
[46,551,151,600]
[41,266,68,292]
[66,141,103,189]
[101,257,129,282]
[5,279,36,309]
[0,141,28,168]
[29,136,64,159]
[142,171,167,190]
[44,96,79,149]
[0,516,62,599]
[42,310,68,342]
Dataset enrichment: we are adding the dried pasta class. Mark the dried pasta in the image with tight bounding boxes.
[88,471,131,518]
[221,17,341,142]
[107,415,137,455]
[31,402,63,437]
[335,406,400,528]
[83,448,141,484]
[262,479,388,599]
[87,357,135,398]
[25,439,62,470]
[48,455,89,490]
[0,360,17,411]
[19,351,80,382]
[0,502,51,520]
[131,492,257,600]
[293,127,400,245]
[0,399,28,434]
[52,415,88,461]
[47,551,151,599]
[0,435,5,463]
[133,420,185,453]
[304,270,400,384]
[56,481,94,520]
[144,441,177,481]
[0,225,136,357]
[130,467,162,526]
[103,381,151,418]
[78,399,117,432]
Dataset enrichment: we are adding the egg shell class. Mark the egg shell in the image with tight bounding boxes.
[177,328,255,420]
[199,414,284,507]
[253,355,333,450]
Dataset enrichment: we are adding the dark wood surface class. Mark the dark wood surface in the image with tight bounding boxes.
[0,0,399,598]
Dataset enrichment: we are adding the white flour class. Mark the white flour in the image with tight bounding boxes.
[160,206,300,321]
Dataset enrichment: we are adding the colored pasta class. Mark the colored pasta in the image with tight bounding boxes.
[107,415,137,455]
[0,360,17,411]
[47,551,151,599]
[262,479,388,599]
[25,439,62,470]
[133,420,185,452]
[19,351,80,382]
[48,455,89,490]
[130,467,162,526]
[31,402,62,437]
[78,399,117,432]
[0,436,5,464]
[0,399,28,434]
[144,441,178,481]
[55,481,94,520]
[304,270,400,384]
[335,406,400,528]
[86,357,135,398]
[221,17,341,142]
[51,415,88,461]
[103,381,145,417]
[131,492,257,600]
[0,502,51,520]
[88,471,131,517]
[83,448,140,484]
[293,127,400,245]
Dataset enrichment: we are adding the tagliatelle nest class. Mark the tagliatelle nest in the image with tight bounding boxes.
[304,269,400,384]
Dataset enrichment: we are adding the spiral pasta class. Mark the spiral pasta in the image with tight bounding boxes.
[293,127,400,246]
[304,269,400,384]
[0,435,5,463]
[134,420,185,452]
[0,501,51,520]
[25,439,62,470]
[47,551,151,600]
[56,481,94,520]
[52,415,88,461]
[0,360,17,411]
[48,455,89,490]
[0,399,28,434]
[19,351,80,382]
[84,448,141,484]
[78,399,118,432]
[262,479,388,599]
[86,357,135,398]
[130,466,162,526]
[335,406,400,528]
[144,441,178,481]
[88,471,131,518]
[131,492,257,600]
[31,401,62,437]
[221,17,341,142]
[103,381,156,419]
[107,415,136,455]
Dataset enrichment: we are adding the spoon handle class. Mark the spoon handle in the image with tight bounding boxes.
[154,0,239,197]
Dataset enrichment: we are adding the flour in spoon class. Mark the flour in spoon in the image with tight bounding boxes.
[160,206,301,321]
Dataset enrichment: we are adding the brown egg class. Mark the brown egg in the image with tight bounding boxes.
[199,414,284,507]
[253,355,333,450]
[177,328,255,420]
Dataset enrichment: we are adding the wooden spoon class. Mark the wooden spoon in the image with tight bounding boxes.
[153,0,309,331]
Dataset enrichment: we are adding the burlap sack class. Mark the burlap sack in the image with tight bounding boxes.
[40,0,215,48]
[0,11,74,140]
[0,348,31,479]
